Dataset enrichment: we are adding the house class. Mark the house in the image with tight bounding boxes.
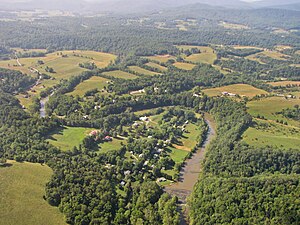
[89,130,99,136]
[138,153,144,158]
[104,136,113,142]
[83,115,89,119]
[120,181,126,186]
[124,170,131,176]
[133,122,140,128]
[157,177,167,182]
[140,116,149,122]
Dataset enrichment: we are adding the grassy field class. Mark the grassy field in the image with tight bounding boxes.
[0,50,116,107]
[247,96,300,127]
[177,45,217,65]
[219,21,249,30]
[0,161,66,225]
[47,126,93,151]
[232,46,262,50]
[102,70,138,79]
[267,81,300,87]
[242,119,300,150]
[203,84,268,98]
[128,66,160,76]
[67,76,110,96]
[99,136,126,153]
[145,55,176,63]
[173,62,196,70]
[145,62,168,72]
[173,123,200,151]
[246,50,290,63]
[0,50,116,79]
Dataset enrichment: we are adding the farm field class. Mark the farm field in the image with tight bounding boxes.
[67,76,110,96]
[267,81,300,87]
[47,126,94,151]
[247,96,300,127]
[102,70,138,79]
[144,55,176,63]
[232,46,262,50]
[246,49,290,62]
[219,21,249,30]
[177,45,217,65]
[203,84,268,98]
[0,50,116,79]
[128,66,160,76]
[0,161,66,225]
[145,62,168,72]
[173,62,196,70]
[242,120,300,150]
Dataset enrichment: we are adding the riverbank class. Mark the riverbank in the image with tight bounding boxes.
[164,113,216,224]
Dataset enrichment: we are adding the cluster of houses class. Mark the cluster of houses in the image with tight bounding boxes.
[222,91,236,97]
[89,130,113,142]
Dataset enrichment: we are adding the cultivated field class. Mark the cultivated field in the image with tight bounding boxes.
[128,66,160,76]
[173,62,196,70]
[219,21,249,30]
[203,84,268,98]
[177,45,217,65]
[0,161,66,225]
[47,126,93,151]
[246,49,290,62]
[67,76,110,96]
[145,55,176,63]
[268,81,300,87]
[102,70,138,79]
[146,62,168,72]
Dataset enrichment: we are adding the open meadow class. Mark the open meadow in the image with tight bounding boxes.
[47,126,94,151]
[67,76,110,96]
[145,62,168,72]
[102,70,138,79]
[247,96,300,127]
[0,161,66,225]
[173,62,196,70]
[242,119,300,150]
[177,45,217,65]
[128,66,160,76]
[203,84,268,98]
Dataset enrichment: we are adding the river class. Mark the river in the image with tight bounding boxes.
[165,113,216,224]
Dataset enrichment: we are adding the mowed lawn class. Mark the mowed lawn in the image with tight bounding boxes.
[247,96,300,127]
[173,62,196,70]
[173,123,201,151]
[145,62,168,72]
[0,161,66,225]
[102,70,138,79]
[47,126,93,151]
[128,66,160,76]
[177,45,217,65]
[203,84,268,98]
[242,120,300,149]
[67,76,110,96]
[99,136,126,153]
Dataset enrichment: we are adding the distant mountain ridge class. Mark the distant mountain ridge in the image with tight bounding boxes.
[1,0,300,13]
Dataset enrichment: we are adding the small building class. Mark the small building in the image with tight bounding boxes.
[140,116,149,122]
[124,170,131,176]
[104,136,113,142]
[157,177,167,183]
